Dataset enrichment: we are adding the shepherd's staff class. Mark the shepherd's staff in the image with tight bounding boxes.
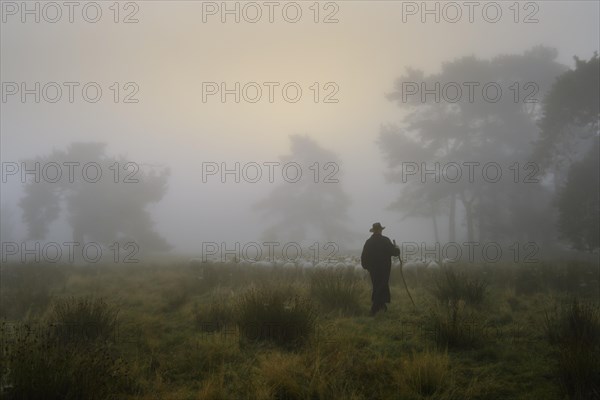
[394,239,416,309]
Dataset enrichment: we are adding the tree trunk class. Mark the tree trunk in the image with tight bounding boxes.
[448,193,456,243]
[477,198,484,242]
[431,203,440,244]
[460,192,475,243]
[72,226,84,264]
[465,205,475,243]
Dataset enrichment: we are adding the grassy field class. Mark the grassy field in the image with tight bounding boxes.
[1,260,599,399]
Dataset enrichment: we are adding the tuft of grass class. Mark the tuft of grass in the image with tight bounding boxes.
[235,286,317,350]
[46,296,119,344]
[198,370,230,400]
[0,263,64,319]
[309,266,365,315]
[194,295,235,333]
[462,277,488,305]
[544,298,600,347]
[258,351,311,400]
[3,299,133,400]
[544,298,600,399]
[343,353,401,399]
[430,301,482,349]
[401,349,450,397]
[556,346,600,400]
[430,267,488,306]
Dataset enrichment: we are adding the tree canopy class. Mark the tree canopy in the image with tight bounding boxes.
[19,142,171,253]
[380,46,566,244]
[255,135,357,247]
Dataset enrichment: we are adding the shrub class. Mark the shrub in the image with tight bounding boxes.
[309,266,365,315]
[235,286,317,349]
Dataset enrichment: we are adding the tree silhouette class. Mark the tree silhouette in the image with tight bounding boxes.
[254,135,358,248]
[381,46,567,244]
[534,53,600,252]
[19,142,171,253]
[556,137,599,252]
[536,53,599,185]
[0,202,19,242]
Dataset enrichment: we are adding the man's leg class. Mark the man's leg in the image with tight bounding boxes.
[370,266,386,315]
[369,269,376,315]
[370,302,383,316]
[382,265,391,309]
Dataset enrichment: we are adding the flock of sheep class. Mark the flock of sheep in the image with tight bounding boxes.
[189,256,446,270]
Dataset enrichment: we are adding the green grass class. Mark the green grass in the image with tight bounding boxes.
[3,299,133,400]
[309,266,366,315]
[429,266,489,306]
[0,260,598,399]
[47,296,120,344]
[235,285,317,349]
[544,299,600,399]
[401,349,450,397]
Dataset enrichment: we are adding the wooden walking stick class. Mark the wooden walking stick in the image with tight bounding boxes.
[394,239,416,309]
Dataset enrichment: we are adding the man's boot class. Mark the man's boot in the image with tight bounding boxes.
[370,303,381,316]
[369,304,377,316]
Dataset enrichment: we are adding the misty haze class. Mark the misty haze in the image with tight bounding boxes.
[1,1,599,399]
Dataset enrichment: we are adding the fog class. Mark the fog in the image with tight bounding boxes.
[1,1,598,262]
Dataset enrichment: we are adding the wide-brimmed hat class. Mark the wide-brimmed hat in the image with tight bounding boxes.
[369,222,385,232]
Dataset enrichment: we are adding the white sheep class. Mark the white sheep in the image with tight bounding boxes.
[403,259,428,269]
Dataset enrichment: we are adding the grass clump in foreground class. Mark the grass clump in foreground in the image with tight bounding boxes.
[544,298,600,399]
[401,349,451,397]
[47,296,120,344]
[428,299,483,350]
[3,296,133,400]
[0,263,65,320]
[194,292,236,333]
[4,261,598,399]
[309,266,366,315]
[430,266,488,306]
[235,286,317,350]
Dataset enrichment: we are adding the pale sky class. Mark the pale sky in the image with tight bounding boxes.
[1,1,599,253]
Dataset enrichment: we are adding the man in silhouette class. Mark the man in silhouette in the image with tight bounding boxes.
[361,222,400,316]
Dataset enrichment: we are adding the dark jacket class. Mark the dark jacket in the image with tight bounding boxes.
[361,233,400,271]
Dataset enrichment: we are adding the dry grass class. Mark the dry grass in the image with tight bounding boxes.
[1,260,598,399]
